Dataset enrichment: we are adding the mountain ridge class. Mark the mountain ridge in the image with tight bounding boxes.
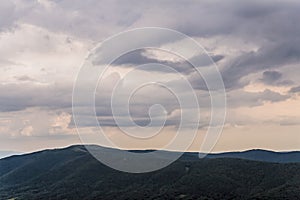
[3,144,300,163]
[1,145,300,199]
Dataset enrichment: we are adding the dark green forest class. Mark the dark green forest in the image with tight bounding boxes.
[1,145,300,200]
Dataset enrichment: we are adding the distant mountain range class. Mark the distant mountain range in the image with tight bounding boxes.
[194,149,300,163]
[129,147,300,163]
[1,145,300,199]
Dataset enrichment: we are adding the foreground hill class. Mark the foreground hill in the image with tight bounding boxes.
[1,145,300,200]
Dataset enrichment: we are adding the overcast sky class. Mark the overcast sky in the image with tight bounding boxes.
[1,0,300,153]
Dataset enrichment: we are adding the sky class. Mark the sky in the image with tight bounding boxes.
[0,0,300,153]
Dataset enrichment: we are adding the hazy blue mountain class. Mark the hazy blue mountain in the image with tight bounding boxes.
[205,149,300,163]
[129,148,300,163]
[179,149,300,163]
[1,145,300,199]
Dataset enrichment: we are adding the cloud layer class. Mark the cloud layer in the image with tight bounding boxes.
[0,0,300,151]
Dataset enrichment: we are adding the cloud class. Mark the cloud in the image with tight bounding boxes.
[289,86,300,93]
[227,89,290,108]
[1,0,298,91]
[0,1,16,31]
[0,107,75,138]
[0,82,72,112]
[14,75,37,82]
[109,49,224,75]
[259,70,293,86]
[261,71,282,83]
[0,0,300,142]
[221,40,300,89]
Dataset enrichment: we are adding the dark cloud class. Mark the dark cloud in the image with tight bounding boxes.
[164,0,300,90]
[94,0,298,91]
[2,0,299,90]
[109,49,224,75]
[221,40,300,89]
[262,71,282,83]
[14,75,37,82]
[227,89,290,108]
[259,71,294,86]
[289,86,300,93]
[112,49,161,66]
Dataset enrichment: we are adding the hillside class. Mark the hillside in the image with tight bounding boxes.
[1,145,300,199]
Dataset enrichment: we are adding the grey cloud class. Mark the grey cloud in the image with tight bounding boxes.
[235,1,280,19]
[89,0,294,91]
[3,0,300,41]
[168,0,300,89]
[90,84,290,128]
[211,55,224,63]
[227,89,290,108]
[112,49,175,68]
[186,72,208,91]
[94,83,180,119]
[261,71,282,83]
[95,116,181,128]
[289,86,300,93]
[0,83,72,112]
[279,117,300,126]
[222,40,300,89]
[110,49,223,75]
[177,0,300,39]
[14,75,37,82]
[259,71,294,86]
[1,0,300,132]
[0,1,16,31]
[2,0,298,91]
[13,0,144,39]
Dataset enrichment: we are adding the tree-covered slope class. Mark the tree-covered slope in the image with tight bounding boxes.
[1,145,300,200]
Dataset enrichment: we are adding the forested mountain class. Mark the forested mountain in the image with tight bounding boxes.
[1,145,300,200]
